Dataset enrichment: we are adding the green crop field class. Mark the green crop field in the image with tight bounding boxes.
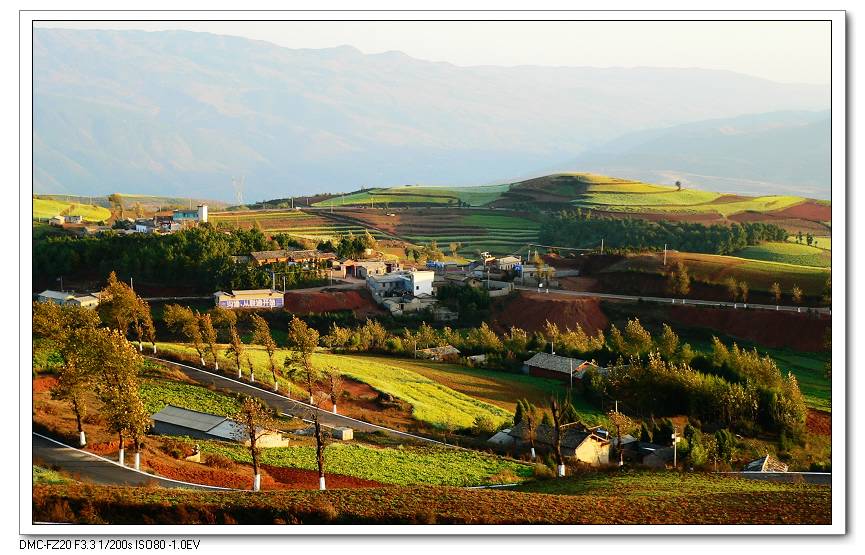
[788,236,831,251]
[461,213,541,230]
[736,242,831,268]
[139,379,241,416]
[156,343,512,429]
[371,356,606,425]
[32,198,111,222]
[192,440,531,487]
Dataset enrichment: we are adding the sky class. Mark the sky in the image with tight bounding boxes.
[35,20,831,85]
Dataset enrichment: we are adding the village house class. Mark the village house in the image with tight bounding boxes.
[367,269,435,299]
[493,255,522,271]
[213,289,284,309]
[151,405,290,448]
[36,290,100,309]
[503,420,611,466]
[523,352,606,382]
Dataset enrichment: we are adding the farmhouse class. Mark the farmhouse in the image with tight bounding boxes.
[151,405,290,447]
[523,352,605,382]
[213,289,284,309]
[173,204,208,226]
[743,454,789,473]
[48,215,64,226]
[37,290,100,309]
[367,270,435,299]
[64,215,83,224]
[506,421,611,466]
[493,255,522,271]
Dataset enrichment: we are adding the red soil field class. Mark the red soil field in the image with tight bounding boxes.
[771,201,832,222]
[262,465,385,489]
[491,292,608,335]
[666,305,830,352]
[283,289,384,316]
[806,409,831,436]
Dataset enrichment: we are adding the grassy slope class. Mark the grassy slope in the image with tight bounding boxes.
[156,343,512,429]
[32,198,111,221]
[139,379,241,416]
[605,252,830,294]
[314,184,510,208]
[736,242,831,268]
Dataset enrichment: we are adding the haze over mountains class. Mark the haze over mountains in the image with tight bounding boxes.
[34,28,831,202]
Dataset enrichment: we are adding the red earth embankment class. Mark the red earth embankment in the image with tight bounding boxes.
[666,305,830,352]
[491,292,608,334]
[283,289,384,316]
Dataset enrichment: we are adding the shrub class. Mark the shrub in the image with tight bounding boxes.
[204,453,235,469]
[533,462,554,479]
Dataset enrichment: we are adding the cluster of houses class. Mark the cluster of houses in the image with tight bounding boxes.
[126,205,209,234]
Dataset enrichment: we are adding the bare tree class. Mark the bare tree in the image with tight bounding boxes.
[308,391,331,490]
[322,367,345,414]
[738,280,749,304]
[232,395,276,491]
[791,284,803,306]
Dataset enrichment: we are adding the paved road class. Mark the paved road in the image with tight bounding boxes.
[719,472,832,485]
[149,357,450,447]
[514,285,831,315]
[32,433,227,489]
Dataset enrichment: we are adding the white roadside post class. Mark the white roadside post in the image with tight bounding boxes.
[320,477,326,491]
[134,452,141,471]
[672,429,680,469]
[118,446,125,466]
[253,474,261,492]
[79,431,86,447]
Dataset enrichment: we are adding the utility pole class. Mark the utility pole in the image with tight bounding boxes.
[271,271,276,291]
[663,244,667,266]
[130,277,133,291]
[282,275,286,292]
[569,358,573,391]
[600,238,604,254]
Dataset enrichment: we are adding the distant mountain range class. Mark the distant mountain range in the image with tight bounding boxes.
[34,28,830,201]
[553,111,830,198]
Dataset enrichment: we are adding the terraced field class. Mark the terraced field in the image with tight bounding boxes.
[736,241,831,268]
[209,209,393,242]
[32,198,111,222]
[314,184,509,208]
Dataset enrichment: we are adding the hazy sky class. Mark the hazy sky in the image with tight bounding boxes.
[36,20,831,84]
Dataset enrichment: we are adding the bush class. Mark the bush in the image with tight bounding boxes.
[204,453,235,469]
[532,462,554,479]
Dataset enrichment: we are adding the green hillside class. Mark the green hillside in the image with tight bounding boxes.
[32,198,111,222]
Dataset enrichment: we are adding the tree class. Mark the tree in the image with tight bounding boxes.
[548,396,569,477]
[640,421,652,443]
[607,410,634,464]
[98,271,138,337]
[725,276,739,303]
[321,367,344,414]
[199,313,220,370]
[225,325,246,379]
[519,400,540,460]
[656,323,680,360]
[449,241,462,258]
[250,314,280,392]
[163,305,205,366]
[675,180,682,191]
[51,357,91,446]
[77,328,147,468]
[823,276,831,305]
[738,280,749,304]
[623,318,653,356]
[307,392,331,490]
[791,284,803,305]
[667,262,690,296]
[232,396,276,491]
[769,282,782,305]
[714,428,736,464]
[285,316,321,402]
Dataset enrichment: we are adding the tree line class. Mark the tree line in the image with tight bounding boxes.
[539,210,788,255]
[33,225,326,293]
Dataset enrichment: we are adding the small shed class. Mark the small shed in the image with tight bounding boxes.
[151,405,290,447]
[332,427,354,441]
[417,345,461,362]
